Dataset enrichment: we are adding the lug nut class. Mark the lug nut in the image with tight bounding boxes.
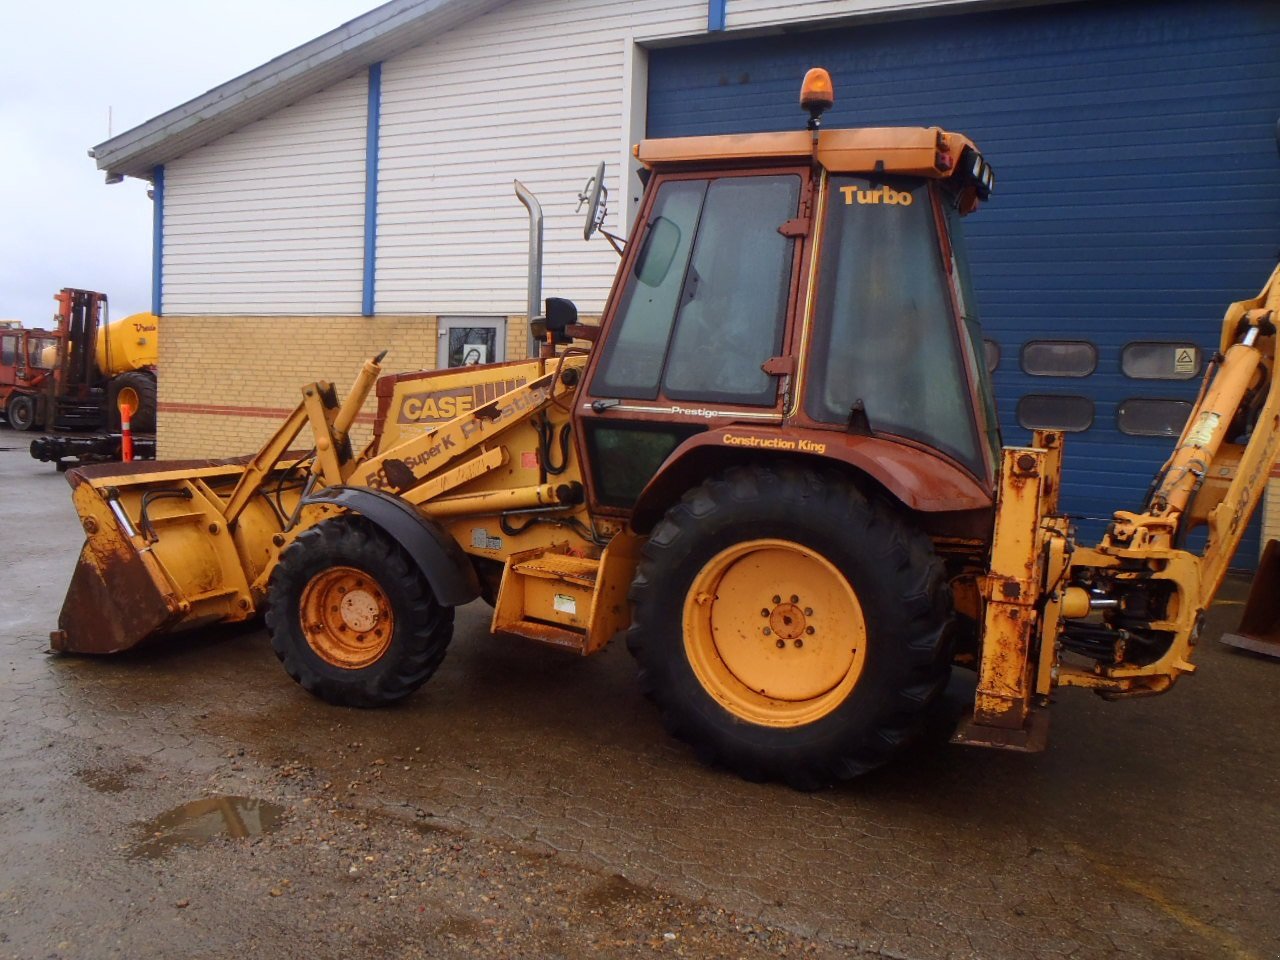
[763,628,772,636]
[776,639,785,649]
[772,595,781,604]
[760,608,769,617]
[804,607,813,616]
[805,626,815,635]
[790,594,799,603]
[794,639,804,648]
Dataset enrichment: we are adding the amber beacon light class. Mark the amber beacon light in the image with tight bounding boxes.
[800,67,835,129]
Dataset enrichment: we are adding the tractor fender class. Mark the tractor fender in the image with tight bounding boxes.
[302,485,480,606]
[629,426,993,533]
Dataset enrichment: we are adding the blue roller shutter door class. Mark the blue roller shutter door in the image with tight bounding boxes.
[648,0,1280,566]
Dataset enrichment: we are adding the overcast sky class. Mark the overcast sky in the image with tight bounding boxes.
[0,0,378,325]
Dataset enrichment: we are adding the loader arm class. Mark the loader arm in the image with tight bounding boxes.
[52,351,588,655]
[960,264,1280,748]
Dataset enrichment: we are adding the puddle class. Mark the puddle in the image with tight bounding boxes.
[131,795,285,860]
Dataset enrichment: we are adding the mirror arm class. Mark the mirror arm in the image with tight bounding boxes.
[600,229,625,257]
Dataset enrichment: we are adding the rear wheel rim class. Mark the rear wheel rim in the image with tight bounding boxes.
[299,565,395,669]
[682,538,867,728]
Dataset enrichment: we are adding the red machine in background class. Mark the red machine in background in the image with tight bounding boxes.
[1,289,157,466]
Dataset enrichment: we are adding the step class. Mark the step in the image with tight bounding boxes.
[495,550,602,655]
[494,618,588,654]
[510,553,599,587]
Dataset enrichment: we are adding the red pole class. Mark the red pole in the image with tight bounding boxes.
[120,401,134,462]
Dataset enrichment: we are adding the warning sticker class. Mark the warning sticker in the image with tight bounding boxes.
[521,450,538,470]
[1174,347,1196,375]
[1185,411,1220,447]
[470,528,503,551]
[553,593,578,616]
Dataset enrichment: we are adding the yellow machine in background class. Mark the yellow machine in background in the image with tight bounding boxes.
[36,310,159,376]
[48,71,1280,788]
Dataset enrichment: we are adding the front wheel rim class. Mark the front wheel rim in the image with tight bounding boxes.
[682,538,868,728]
[299,565,395,669]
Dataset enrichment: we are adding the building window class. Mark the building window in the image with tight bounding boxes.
[437,317,506,369]
[1121,342,1200,380]
[1016,394,1094,432]
[1117,398,1192,437]
[1020,340,1097,377]
[983,339,1000,374]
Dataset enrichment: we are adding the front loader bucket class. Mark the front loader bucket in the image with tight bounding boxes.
[55,511,187,654]
[1220,539,1280,659]
[52,457,295,654]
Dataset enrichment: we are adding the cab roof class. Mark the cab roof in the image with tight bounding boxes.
[636,126,979,180]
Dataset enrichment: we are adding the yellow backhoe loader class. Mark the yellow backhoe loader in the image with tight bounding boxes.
[51,71,1280,788]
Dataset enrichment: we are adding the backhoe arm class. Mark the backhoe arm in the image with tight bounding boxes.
[959,264,1280,749]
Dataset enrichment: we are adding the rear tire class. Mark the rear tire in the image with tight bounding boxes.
[626,465,952,789]
[6,394,38,431]
[265,516,454,707]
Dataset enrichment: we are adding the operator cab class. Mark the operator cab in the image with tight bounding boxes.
[575,69,1001,522]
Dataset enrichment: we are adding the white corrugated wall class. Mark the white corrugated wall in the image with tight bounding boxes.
[157,0,995,317]
[162,73,369,315]
[374,0,706,317]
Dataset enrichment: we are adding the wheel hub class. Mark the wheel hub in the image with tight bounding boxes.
[339,590,381,633]
[768,602,807,640]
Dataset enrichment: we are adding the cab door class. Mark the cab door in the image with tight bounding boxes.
[575,167,809,514]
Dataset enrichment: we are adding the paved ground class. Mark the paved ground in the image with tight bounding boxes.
[1,440,1278,959]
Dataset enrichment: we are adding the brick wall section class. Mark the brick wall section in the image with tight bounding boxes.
[157,314,521,458]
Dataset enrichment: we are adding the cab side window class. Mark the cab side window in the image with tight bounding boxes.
[594,173,801,406]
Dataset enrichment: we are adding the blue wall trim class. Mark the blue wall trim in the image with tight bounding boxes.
[151,165,164,316]
[362,62,382,317]
[707,0,726,31]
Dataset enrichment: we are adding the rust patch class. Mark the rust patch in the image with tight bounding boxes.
[999,580,1022,600]
[55,539,181,655]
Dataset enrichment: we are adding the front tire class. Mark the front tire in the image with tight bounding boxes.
[627,465,952,789]
[265,516,454,707]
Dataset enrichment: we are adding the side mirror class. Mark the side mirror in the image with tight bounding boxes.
[578,162,608,241]
[545,297,577,345]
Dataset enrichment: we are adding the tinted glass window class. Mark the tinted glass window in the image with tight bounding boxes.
[583,421,704,507]
[663,175,799,404]
[1117,398,1192,437]
[30,338,57,369]
[1021,341,1097,377]
[807,177,979,470]
[0,336,15,366]
[595,179,707,399]
[1016,394,1094,432]
[1122,342,1200,380]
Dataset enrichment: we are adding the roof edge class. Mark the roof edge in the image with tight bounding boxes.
[92,0,502,180]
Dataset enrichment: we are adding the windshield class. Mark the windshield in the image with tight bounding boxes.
[805,175,983,475]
